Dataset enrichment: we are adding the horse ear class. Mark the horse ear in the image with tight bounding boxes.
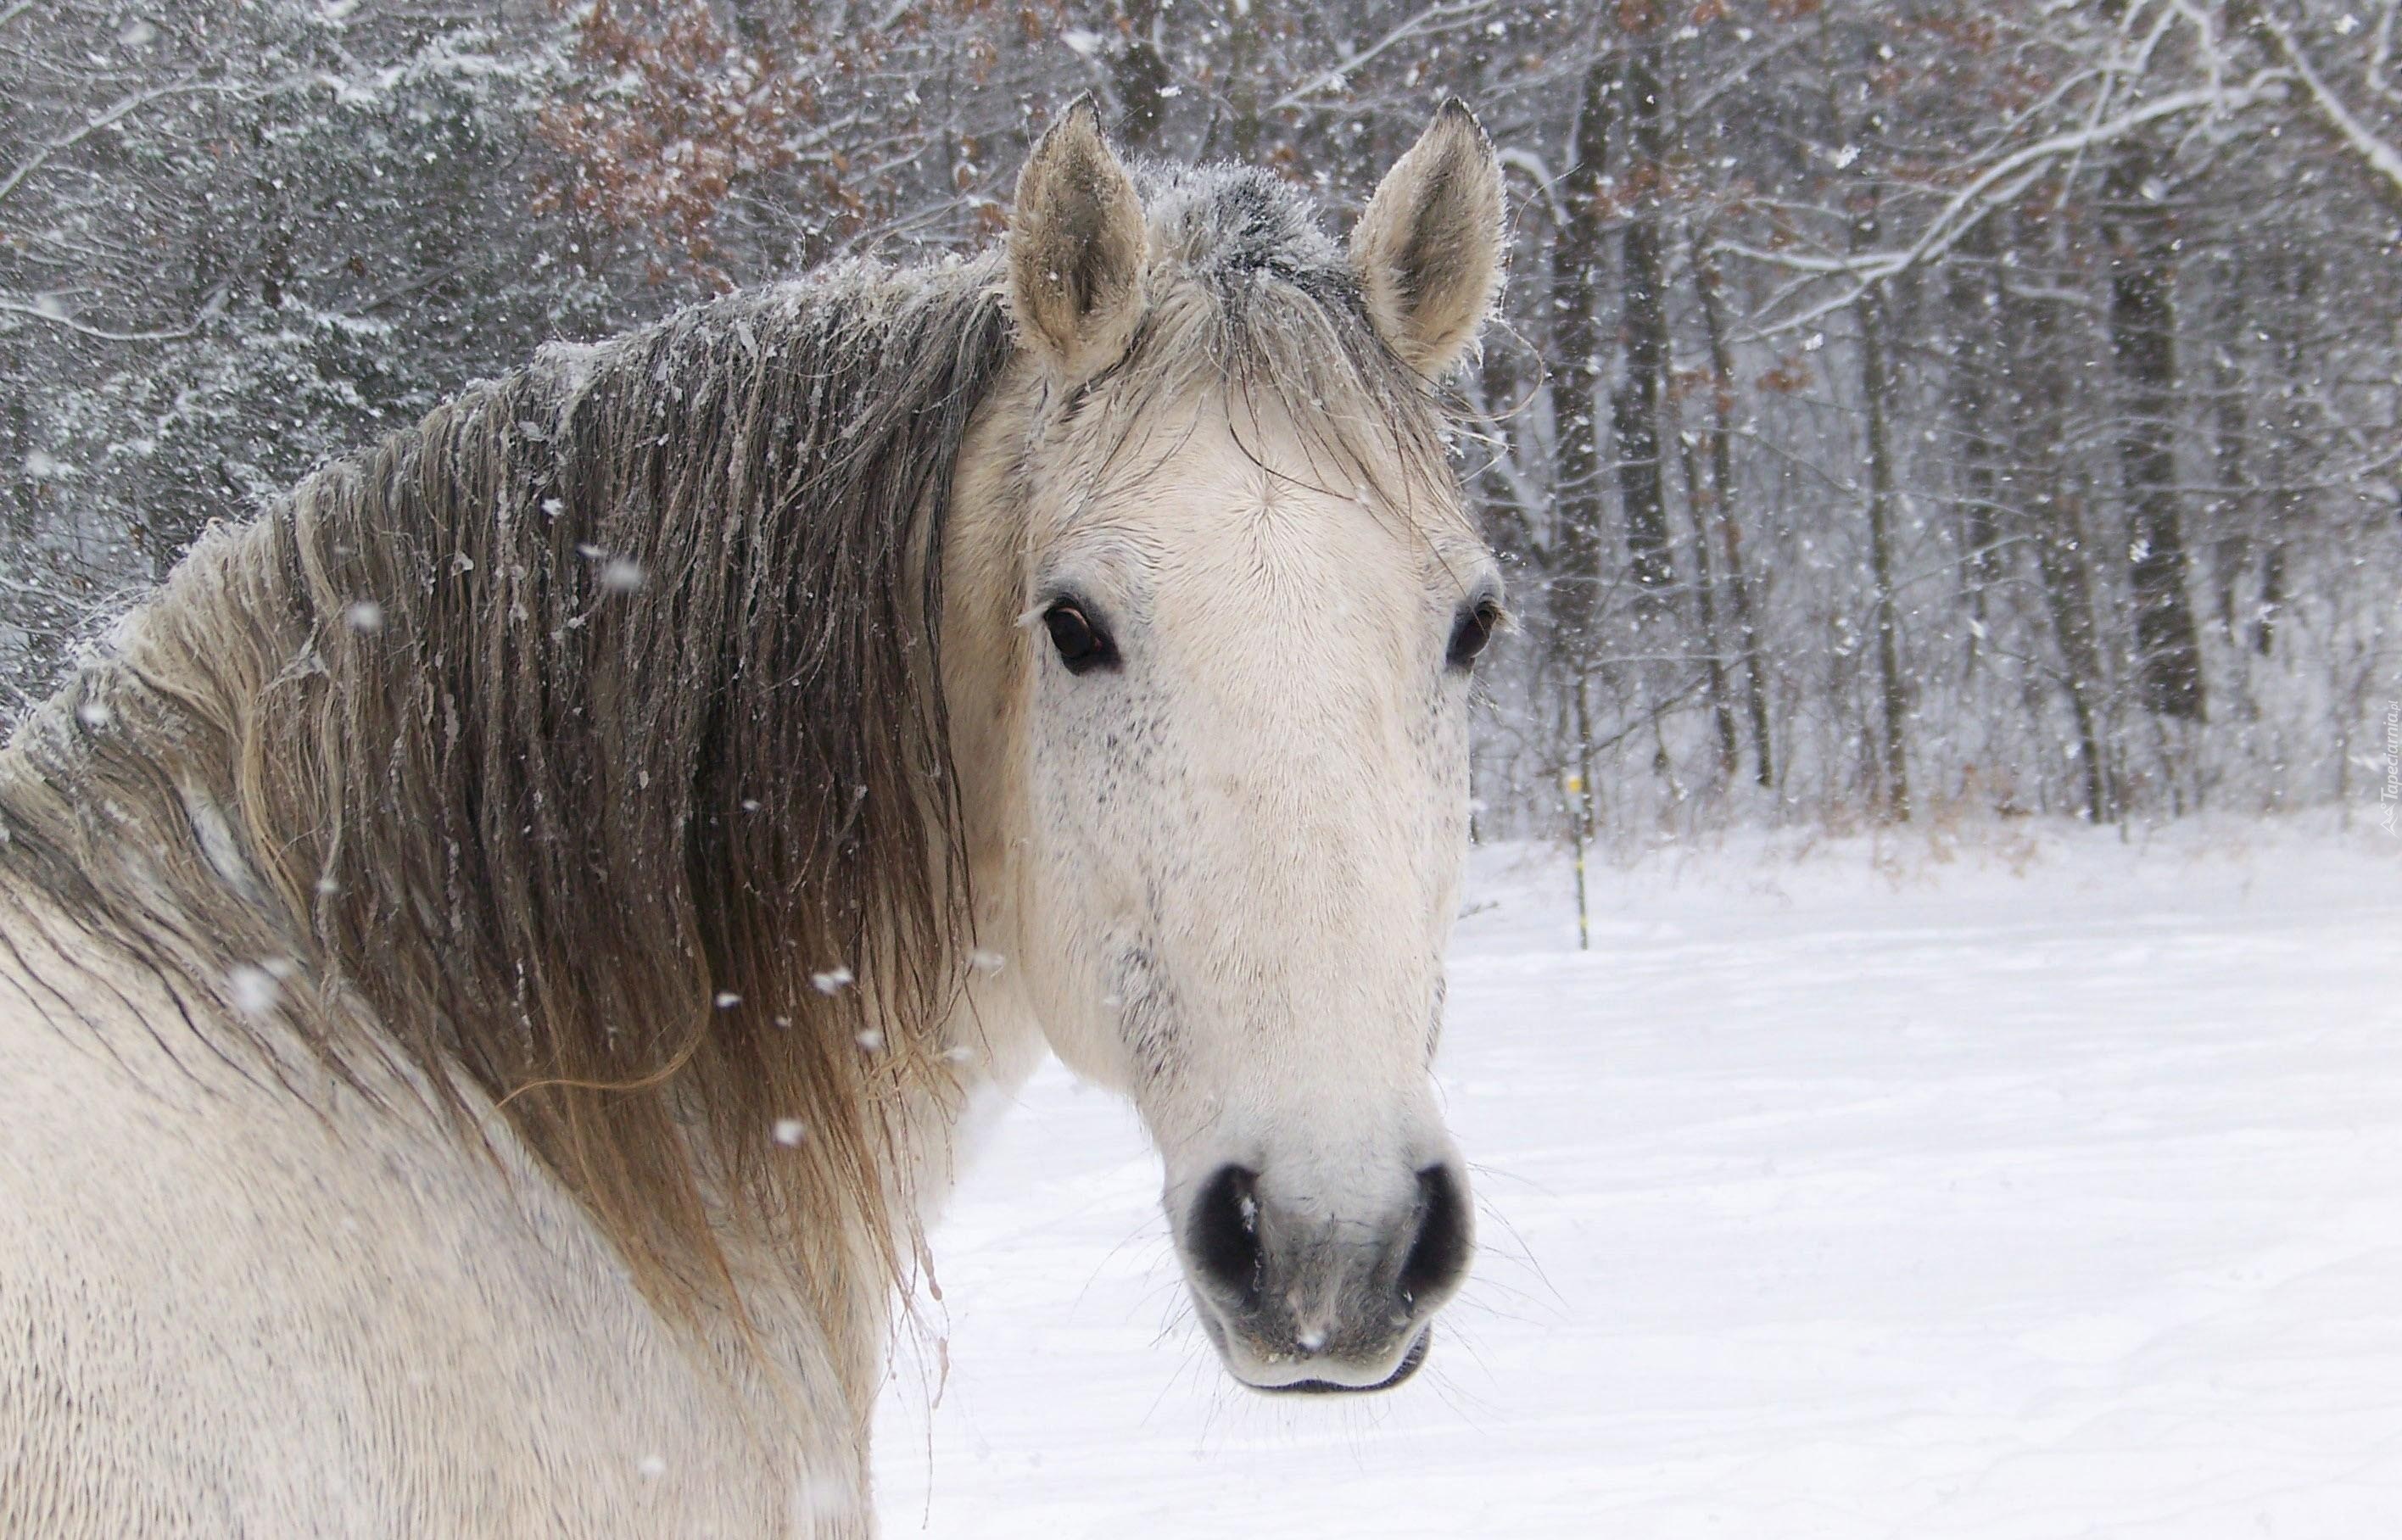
[1350,100,1505,377]
[1008,96,1148,380]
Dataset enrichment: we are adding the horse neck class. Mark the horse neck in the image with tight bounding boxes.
[1,262,1043,1367]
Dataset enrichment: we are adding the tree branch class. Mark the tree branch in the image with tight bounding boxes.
[0,297,201,342]
[1731,78,2285,338]
[2250,4,2402,214]
[0,78,240,212]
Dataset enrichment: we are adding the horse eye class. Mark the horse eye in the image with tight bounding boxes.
[1446,600,1500,671]
[1042,600,1117,675]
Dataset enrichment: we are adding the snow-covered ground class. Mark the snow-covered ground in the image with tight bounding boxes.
[874,818,2402,1537]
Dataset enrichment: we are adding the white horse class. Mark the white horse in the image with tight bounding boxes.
[0,99,1505,1535]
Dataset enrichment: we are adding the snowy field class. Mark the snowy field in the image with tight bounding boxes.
[874,818,2402,1537]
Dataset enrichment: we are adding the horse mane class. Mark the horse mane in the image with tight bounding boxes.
[0,162,1465,1349]
[0,253,1013,1333]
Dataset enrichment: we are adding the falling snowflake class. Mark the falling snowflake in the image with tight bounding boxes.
[229,963,283,1017]
[812,966,853,995]
[773,1118,807,1147]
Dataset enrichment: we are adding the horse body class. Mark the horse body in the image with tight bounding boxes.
[0,102,1503,1534]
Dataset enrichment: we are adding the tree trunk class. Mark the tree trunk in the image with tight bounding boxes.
[1689,226,1776,790]
[2208,286,2253,644]
[2104,143,2207,721]
[1673,399,1741,779]
[1549,51,1617,666]
[2005,231,2114,823]
[1220,0,1263,159]
[1947,217,2004,674]
[1613,33,1678,601]
[1109,0,1172,151]
[2032,494,2115,823]
[1858,280,1912,822]
[2257,254,2315,656]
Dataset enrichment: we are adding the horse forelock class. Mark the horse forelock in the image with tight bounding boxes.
[1086,164,1474,554]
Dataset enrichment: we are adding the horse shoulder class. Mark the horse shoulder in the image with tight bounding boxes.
[0,931,863,1537]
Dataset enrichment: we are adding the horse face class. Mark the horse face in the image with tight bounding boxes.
[1016,404,1495,1393]
[971,102,1505,1394]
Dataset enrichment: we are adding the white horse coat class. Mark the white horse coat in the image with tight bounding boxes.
[1,925,892,1533]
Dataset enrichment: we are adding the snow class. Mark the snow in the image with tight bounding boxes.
[227,962,282,1018]
[875,819,2402,1537]
[595,557,645,594]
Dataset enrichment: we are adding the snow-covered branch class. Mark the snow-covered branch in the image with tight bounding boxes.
[2250,4,2402,212]
[1731,77,2287,338]
[1268,0,1496,113]
[0,78,242,212]
[0,297,202,343]
[1495,147,1568,230]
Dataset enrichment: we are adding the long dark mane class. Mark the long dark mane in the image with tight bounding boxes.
[0,254,1013,1336]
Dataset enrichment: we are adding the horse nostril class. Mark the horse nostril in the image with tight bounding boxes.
[1397,1163,1472,1308]
[1187,1163,1265,1305]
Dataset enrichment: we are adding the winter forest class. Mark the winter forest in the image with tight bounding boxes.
[4,0,2395,845]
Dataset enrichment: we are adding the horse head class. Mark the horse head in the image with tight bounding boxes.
[947,99,1506,1393]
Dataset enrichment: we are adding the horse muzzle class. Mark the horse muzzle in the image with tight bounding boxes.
[1175,1158,1472,1394]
